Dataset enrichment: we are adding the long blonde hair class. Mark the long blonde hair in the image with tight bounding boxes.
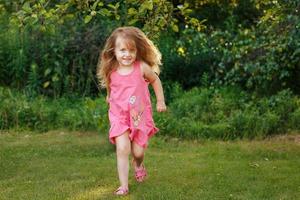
[97,26,162,90]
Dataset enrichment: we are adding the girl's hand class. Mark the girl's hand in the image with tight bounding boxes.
[156,101,167,112]
[106,96,109,104]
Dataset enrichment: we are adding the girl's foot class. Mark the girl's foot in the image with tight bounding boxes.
[114,186,128,196]
[132,158,147,182]
[134,164,147,182]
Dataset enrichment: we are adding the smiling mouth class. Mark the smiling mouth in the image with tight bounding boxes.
[122,58,133,61]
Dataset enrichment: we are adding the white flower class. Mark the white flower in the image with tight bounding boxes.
[129,96,136,104]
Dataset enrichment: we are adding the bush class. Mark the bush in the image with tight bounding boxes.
[156,87,300,140]
[0,87,108,132]
[1,86,299,140]
[229,110,280,139]
[288,108,300,130]
[170,87,213,121]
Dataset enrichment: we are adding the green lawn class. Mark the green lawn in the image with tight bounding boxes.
[0,130,299,200]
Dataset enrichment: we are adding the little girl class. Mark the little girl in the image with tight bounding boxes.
[97,26,167,196]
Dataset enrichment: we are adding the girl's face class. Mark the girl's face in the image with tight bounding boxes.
[114,36,137,67]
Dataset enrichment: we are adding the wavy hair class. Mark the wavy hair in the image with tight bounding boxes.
[97,26,162,90]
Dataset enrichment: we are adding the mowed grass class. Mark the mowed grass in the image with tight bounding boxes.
[0,131,299,200]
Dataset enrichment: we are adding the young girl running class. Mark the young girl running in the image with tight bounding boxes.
[97,26,167,196]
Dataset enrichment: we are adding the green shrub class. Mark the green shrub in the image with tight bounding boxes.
[156,87,300,140]
[229,110,281,139]
[288,108,300,130]
[0,87,108,133]
[170,87,213,121]
[1,86,300,140]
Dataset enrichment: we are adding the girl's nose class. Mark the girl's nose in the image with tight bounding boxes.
[124,51,130,56]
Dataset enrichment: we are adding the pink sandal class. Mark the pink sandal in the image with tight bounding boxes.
[114,186,128,196]
[134,164,147,182]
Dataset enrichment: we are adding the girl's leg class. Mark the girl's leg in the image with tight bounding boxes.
[131,142,147,182]
[115,131,131,190]
[131,142,145,167]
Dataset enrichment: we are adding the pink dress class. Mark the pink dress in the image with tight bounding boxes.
[108,61,159,148]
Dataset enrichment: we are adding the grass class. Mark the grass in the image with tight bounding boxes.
[0,131,299,200]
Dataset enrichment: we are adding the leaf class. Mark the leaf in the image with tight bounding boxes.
[153,26,159,31]
[47,24,56,34]
[22,2,32,13]
[52,74,59,82]
[84,15,92,23]
[44,68,52,77]
[128,18,139,25]
[115,2,120,9]
[144,1,153,10]
[108,4,115,9]
[139,1,153,13]
[128,8,137,15]
[40,25,46,32]
[65,14,74,19]
[54,61,60,67]
[99,8,111,16]
[158,18,165,27]
[291,48,300,58]
[92,0,99,10]
[189,17,199,25]
[43,81,50,88]
[172,24,179,32]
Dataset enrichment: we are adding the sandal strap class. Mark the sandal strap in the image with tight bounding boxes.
[135,165,147,182]
[114,187,128,195]
[135,168,147,178]
[132,160,147,182]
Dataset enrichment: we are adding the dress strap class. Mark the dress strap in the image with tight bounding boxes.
[134,60,150,83]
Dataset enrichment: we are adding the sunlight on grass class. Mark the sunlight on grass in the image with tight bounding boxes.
[69,185,119,200]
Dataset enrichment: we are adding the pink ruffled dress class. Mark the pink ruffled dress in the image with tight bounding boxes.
[108,61,159,148]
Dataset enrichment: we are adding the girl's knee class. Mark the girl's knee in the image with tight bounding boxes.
[116,143,131,156]
[132,151,144,160]
[132,147,145,159]
[115,131,131,155]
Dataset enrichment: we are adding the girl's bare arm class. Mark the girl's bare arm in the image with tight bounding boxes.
[141,62,167,112]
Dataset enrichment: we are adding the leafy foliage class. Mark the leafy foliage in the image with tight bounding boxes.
[1,86,299,140]
[0,87,108,131]
[210,0,300,94]
[155,86,300,140]
[0,0,299,96]
[0,0,202,97]
[159,0,300,94]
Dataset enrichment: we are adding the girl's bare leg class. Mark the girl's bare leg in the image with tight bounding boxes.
[115,131,131,189]
[131,142,145,167]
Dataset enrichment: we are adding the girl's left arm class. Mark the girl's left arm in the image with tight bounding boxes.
[141,62,167,112]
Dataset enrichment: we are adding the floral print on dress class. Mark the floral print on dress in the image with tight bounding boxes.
[129,95,144,127]
[129,96,136,104]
